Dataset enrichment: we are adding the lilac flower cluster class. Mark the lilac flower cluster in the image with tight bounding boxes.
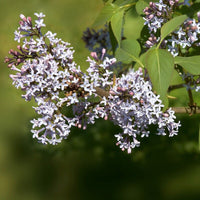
[82,26,123,75]
[6,13,85,144]
[143,0,200,93]
[107,69,181,153]
[143,0,177,51]
[5,13,180,153]
[167,18,200,57]
[143,0,179,34]
[143,0,200,57]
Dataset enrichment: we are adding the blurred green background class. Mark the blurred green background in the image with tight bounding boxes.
[1,0,200,199]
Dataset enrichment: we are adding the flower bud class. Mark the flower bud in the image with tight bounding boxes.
[129,91,134,96]
[109,90,116,95]
[14,50,20,56]
[20,14,26,21]
[27,16,32,22]
[197,12,200,22]
[117,87,122,92]
[9,49,14,55]
[191,26,197,31]
[17,45,21,50]
[19,21,24,25]
[149,14,154,20]
[127,147,132,154]
[4,57,10,63]
[91,52,98,60]
[8,63,13,68]
[163,113,169,117]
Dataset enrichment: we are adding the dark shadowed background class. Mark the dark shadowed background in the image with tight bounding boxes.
[1,0,200,199]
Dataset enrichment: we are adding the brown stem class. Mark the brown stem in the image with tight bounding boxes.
[94,87,200,115]
[172,107,200,114]
[187,89,194,106]
[168,83,185,92]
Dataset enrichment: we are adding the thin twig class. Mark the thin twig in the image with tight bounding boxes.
[168,83,185,92]
[172,107,200,114]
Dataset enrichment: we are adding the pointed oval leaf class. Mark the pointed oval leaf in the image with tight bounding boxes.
[109,22,118,53]
[93,3,119,27]
[115,39,143,66]
[134,49,152,69]
[121,39,141,57]
[114,0,135,6]
[145,49,174,104]
[160,15,187,44]
[111,9,124,45]
[174,56,200,75]
[115,48,134,64]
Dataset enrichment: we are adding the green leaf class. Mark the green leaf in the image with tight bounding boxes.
[136,0,148,15]
[174,56,200,75]
[144,49,174,104]
[109,22,118,53]
[134,46,157,69]
[111,9,124,46]
[102,0,112,2]
[169,68,184,85]
[133,50,147,69]
[115,39,142,66]
[93,3,119,27]
[121,39,141,58]
[116,48,134,64]
[159,15,188,46]
[114,0,135,6]
[113,0,125,5]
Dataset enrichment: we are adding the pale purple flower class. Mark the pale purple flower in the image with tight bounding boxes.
[6,13,181,153]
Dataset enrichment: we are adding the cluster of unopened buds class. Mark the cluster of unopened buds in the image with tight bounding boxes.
[5,13,181,153]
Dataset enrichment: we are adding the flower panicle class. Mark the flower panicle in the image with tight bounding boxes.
[5,13,181,154]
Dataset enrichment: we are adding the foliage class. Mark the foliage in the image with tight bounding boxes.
[4,0,200,154]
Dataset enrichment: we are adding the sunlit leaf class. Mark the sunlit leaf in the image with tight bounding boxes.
[174,56,200,75]
[109,22,118,53]
[93,3,119,27]
[111,9,124,45]
[115,39,142,66]
[114,0,135,6]
[144,49,174,105]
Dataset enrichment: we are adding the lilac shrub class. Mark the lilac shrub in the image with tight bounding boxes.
[5,13,180,153]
